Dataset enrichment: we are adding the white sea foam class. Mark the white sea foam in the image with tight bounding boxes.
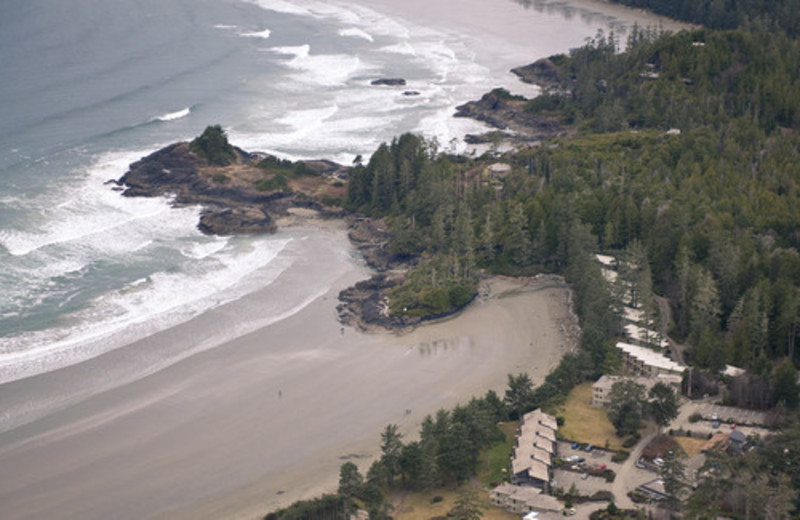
[240,28,272,39]
[154,107,191,121]
[339,27,373,42]
[0,149,191,257]
[269,44,368,87]
[242,0,312,16]
[0,235,294,384]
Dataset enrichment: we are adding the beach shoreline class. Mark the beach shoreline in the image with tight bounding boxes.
[0,218,577,520]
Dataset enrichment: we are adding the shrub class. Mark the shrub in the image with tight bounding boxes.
[256,174,289,192]
[190,125,236,166]
[448,284,476,308]
[622,436,639,448]
[611,450,629,463]
[212,173,229,183]
[590,490,614,502]
[688,412,703,423]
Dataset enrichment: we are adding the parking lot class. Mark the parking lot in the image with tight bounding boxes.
[669,400,772,438]
[554,439,659,507]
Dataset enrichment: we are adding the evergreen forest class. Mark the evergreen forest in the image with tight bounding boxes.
[269,1,800,518]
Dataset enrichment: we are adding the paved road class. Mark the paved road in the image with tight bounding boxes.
[610,427,659,508]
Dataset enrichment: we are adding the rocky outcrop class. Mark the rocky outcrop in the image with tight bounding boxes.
[371,78,406,86]
[511,58,563,91]
[455,89,565,142]
[116,142,341,235]
[198,207,276,235]
[336,274,419,331]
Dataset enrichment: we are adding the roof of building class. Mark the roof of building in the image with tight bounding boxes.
[491,484,562,512]
[523,409,559,431]
[527,459,551,483]
[593,374,683,395]
[601,269,618,283]
[624,323,669,349]
[616,342,686,373]
[488,163,512,174]
[723,364,747,377]
[623,306,646,323]
[594,254,616,267]
[729,430,747,443]
[515,444,552,466]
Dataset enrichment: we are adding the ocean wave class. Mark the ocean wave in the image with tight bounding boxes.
[240,28,272,39]
[339,27,373,42]
[269,44,370,87]
[243,0,312,16]
[153,107,191,122]
[0,149,192,257]
[0,234,294,384]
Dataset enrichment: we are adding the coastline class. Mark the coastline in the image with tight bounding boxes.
[0,1,693,519]
[0,222,577,520]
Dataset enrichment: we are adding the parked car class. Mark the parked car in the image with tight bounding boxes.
[594,464,606,471]
[584,444,594,452]
[571,442,581,450]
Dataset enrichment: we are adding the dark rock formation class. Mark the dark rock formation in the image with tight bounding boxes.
[402,90,421,96]
[455,89,564,141]
[511,58,563,90]
[371,78,406,86]
[116,142,327,235]
[198,207,276,235]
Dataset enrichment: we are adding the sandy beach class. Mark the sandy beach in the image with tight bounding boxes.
[0,221,575,520]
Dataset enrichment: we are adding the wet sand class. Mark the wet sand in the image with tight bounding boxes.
[0,224,575,520]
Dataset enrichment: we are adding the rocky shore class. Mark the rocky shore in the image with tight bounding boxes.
[115,142,415,331]
[116,142,351,235]
[455,57,570,145]
[114,56,572,331]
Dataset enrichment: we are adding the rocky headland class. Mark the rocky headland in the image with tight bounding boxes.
[456,57,570,145]
[115,139,414,331]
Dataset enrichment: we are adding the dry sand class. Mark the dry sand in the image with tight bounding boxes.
[0,223,576,520]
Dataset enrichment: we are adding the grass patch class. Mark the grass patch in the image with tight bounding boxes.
[391,487,518,520]
[672,435,708,458]
[478,422,517,487]
[556,382,624,450]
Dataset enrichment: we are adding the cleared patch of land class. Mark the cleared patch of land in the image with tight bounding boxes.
[556,382,624,450]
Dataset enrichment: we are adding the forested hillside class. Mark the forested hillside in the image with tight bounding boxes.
[346,20,800,389]
[607,0,800,37]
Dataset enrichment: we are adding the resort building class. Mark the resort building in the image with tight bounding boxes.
[490,483,562,515]
[592,374,683,407]
[511,409,558,489]
[615,342,686,379]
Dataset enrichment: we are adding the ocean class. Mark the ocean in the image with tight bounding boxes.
[0,0,677,385]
